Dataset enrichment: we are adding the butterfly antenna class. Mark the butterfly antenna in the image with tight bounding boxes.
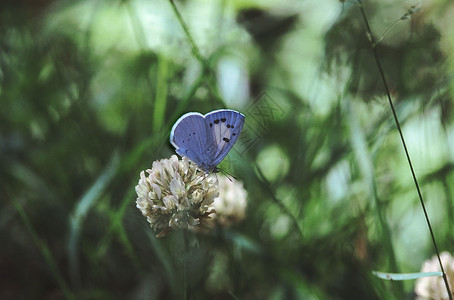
[216,167,236,182]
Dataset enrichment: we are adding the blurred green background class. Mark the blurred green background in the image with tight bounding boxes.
[2,0,454,299]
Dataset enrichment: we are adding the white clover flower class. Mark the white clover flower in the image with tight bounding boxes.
[211,175,247,227]
[135,155,218,237]
[415,251,454,300]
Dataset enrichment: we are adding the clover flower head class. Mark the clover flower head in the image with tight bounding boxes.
[211,174,247,227]
[415,251,454,300]
[135,155,218,237]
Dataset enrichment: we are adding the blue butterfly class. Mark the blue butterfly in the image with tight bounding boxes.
[170,109,245,172]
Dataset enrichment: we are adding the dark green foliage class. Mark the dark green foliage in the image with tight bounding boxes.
[2,0,454,299]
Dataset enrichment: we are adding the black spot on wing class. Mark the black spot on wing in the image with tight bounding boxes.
[203,109,245,166]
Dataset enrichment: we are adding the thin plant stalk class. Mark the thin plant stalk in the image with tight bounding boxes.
[357,1,453,298]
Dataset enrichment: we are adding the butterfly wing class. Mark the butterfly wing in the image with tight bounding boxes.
[204,109,245,167]
[170,112,212,166]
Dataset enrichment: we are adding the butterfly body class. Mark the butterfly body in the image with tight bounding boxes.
[170,109,245,172]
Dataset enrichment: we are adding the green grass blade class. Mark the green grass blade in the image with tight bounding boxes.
[373,271,443,281]
[8,190,76,299]
[68,151,120,287]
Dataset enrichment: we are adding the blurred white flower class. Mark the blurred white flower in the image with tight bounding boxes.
[211,175,247,226]
[415,251,454,300]
[135,155,218,237]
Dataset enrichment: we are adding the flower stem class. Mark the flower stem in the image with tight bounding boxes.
[183,230,189,300]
